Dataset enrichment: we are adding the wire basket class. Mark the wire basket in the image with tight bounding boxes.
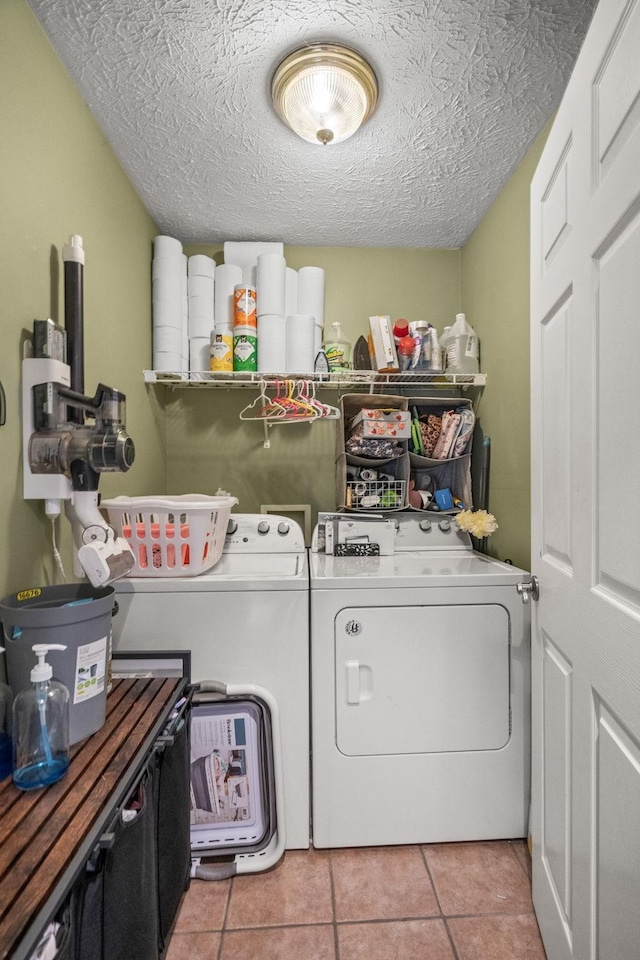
[345,481,406,511]
[101,495,238,577]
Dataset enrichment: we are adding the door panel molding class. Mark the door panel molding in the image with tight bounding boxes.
[542,632,573,936]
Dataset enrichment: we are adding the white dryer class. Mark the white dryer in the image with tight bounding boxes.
[111,514,309,851]
[310,514,531,848]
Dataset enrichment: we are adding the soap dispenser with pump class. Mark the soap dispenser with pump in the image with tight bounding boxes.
[12,644,70,790]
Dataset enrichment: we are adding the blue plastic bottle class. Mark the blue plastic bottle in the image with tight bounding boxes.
[12,644,70,790]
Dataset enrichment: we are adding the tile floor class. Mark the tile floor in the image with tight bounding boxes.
[166,839,547,960]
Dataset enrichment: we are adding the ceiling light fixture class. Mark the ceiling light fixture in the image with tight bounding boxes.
[271,43,378,146]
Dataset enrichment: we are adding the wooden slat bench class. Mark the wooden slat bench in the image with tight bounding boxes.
[0,676,187,960]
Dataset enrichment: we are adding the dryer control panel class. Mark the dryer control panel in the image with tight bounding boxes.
[393,514,472,552]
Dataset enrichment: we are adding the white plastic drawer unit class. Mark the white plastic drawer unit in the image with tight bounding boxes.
[335,603,510,756]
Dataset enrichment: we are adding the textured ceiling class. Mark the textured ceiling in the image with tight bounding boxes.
[28,0,596,247]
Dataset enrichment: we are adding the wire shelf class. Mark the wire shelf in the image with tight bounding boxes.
[143,370,486,391]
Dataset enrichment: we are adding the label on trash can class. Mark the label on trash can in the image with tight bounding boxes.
[74,637,107,704]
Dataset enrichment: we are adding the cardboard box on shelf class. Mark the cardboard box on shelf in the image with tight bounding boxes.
[368,316,399,372]
[349,408,411,439]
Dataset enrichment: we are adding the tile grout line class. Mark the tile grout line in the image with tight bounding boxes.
[328,849,341,960]
[216,875,234,960]
[420,846,462,960]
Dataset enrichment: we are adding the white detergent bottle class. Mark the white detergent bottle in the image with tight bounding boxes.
[12,644,70,790]
[323,321,352,371]
[443,313,479,375]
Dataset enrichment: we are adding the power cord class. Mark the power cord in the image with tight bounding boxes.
[45,499,67,583]
[50,516,67,583]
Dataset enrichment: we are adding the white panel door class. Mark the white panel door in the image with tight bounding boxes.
[530,0,640,957]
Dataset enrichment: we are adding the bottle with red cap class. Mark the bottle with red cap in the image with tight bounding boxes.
[392,319,410,346]
[397,336,415,371]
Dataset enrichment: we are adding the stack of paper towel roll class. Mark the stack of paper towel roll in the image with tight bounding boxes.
[153,236,217,378]
[222,241,325,374]
[188,254,216,379]
[152,236,188,373]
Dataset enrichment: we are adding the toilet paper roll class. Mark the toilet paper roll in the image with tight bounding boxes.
[152,257,185,281]
[153,350,183,373]
[189,336,211,371]
[189,315,214,339]
[188,255,216,279]
[286,314,315,373]
[188,294,214,321]
[243,264,257,287]
[286,268,298,319]
[297,266,325,329]
[188,275,214,302]
[224,241,284,273]
[153,235,183,258]
[181,254,188,316]
[257,314,286,373]
[153,325,183,354]
[181,327,189,371]
[257,253,286,317]
[214,264,243,327]
[152,272,183,303]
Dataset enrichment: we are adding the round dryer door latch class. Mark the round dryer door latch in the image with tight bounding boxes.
[344,619,362,636]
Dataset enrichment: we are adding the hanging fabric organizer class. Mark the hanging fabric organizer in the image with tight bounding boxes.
[239,379,340,448]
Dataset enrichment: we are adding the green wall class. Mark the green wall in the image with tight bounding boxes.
[461,125,551,570]
[1,0,545,594]
[0,0,163,597]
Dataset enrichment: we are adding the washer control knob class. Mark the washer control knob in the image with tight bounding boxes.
[439,519,452,532]
[226,519,238,536]
[419,519,432,532]
[277,522,290,536]
[257,521,270,535]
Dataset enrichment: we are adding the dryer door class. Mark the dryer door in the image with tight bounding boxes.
[335,604,510,756]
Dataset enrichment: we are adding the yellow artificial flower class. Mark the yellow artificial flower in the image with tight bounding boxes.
[455,509,498,538]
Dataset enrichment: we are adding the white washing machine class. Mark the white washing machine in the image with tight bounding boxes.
[111,514,309,851]
[310,514,531,848]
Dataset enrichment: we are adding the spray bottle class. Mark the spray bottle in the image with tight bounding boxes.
[12,644,70,790]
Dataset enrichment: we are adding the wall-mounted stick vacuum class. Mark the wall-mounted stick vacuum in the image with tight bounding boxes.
[22,236,136,587]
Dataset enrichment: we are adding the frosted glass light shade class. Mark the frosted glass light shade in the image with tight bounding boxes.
[272,44,378,146]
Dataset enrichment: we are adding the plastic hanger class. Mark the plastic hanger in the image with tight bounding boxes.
[239,378,340,448]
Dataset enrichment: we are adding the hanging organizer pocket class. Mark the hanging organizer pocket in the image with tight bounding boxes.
[103,768,160,960]
[407,397,475,511]
[336,452,409,511]
[337,394,409,512]
[155,710,191,951]
[338,393,409,461]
